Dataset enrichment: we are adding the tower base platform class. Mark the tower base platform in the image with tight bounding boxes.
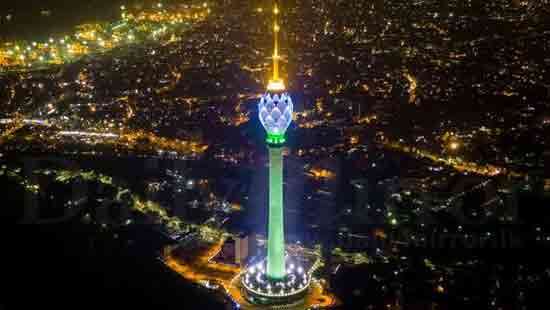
[241,256,311,305]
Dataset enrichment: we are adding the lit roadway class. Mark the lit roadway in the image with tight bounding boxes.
[382,139,524,178]
[0,118,208,156]
[162,240,338,309]
[0,119,51,126]
[0,91,67,144]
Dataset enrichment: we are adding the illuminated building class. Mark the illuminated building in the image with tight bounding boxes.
[241,0,310,305]
[235,234,249,266]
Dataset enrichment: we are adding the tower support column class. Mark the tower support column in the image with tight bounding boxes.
[267,144,285,279]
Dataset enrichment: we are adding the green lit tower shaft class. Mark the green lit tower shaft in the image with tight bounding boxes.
[257,0,293,282]
[267,144,285,279]
[242,2,311,304]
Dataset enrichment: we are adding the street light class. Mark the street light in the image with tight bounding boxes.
[449,141,459,150]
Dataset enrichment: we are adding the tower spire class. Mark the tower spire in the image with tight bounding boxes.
[267,0,285,92]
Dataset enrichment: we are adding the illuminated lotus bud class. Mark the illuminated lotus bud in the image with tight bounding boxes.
[258,93,293,144]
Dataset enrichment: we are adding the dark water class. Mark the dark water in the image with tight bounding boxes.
[0,0,182,41]
[0,155,228,310]
[0,0,120,40]
[4,223,226,309]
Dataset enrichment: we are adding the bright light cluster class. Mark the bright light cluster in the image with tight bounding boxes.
[241,257,310,298]
[258,93,293,139]
[266,79,285,92]
[0,3,210,70]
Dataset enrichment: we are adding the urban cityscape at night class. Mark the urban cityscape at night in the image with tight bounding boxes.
[1,0,549,309]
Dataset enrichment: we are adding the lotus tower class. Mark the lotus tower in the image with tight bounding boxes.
[241,1,311,305]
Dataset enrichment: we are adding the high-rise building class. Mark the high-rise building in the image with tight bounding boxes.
[235,234,249,266]
[241,1,310,305]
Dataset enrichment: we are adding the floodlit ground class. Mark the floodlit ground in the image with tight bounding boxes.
[162,240,338,309]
